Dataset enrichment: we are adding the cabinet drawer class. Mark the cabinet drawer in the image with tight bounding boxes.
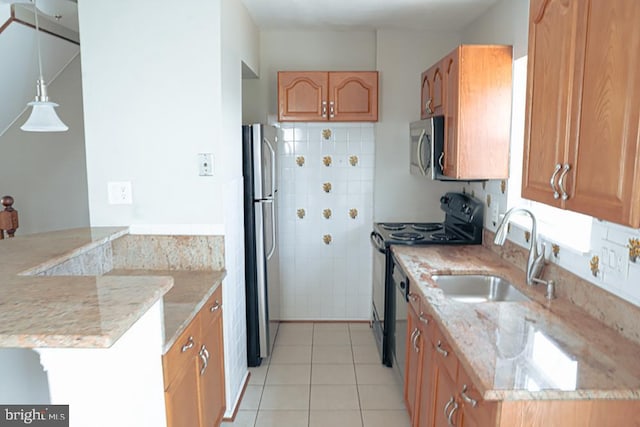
[431,327,458,383]
[201,285,223,326]
[163,315,200,388]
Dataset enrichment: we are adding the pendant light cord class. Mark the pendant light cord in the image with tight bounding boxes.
[33,0,43,81]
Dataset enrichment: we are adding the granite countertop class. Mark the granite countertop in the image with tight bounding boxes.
[392,244,640,401]
[107,269,225,353]
[0,227,224,351]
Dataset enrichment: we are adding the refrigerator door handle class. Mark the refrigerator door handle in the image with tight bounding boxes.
[263,136,277,197]
[261,198,276,260]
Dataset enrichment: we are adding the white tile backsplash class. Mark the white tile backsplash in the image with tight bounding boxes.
[463,180,640,307]
[278,123,374,320]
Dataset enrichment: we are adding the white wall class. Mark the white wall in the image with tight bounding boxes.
[0,55,89,234]
[220,0,259,417]
[461,0,640,306]
[373,30,462,222]
[78,0,224,229]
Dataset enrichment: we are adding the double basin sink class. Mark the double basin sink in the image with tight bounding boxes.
[431,274,530,303]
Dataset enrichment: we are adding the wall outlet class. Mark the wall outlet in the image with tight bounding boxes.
[198,153,213,176]
[107,181,133,205]
[490,201,500,227]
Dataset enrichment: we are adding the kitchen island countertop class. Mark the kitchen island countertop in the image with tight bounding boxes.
[392,244,640,401]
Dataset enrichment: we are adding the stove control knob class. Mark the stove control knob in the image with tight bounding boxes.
[463,205,473,215]
[440,196,450,205]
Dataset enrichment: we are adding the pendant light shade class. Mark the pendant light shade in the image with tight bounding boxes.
[21,0,69,132]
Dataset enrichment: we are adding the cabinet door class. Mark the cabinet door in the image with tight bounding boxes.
[404,305,422,422]
[566,0,640,227]
[442,52,459,178]
[431,363,459,427]
[416,311,434,427]
[457,367,497,427]
[420,65,443,119]
[199,294,225,427]
[165,360,201,427]
[522,0,583,206]
[329,71,378,121]
[278,72,328,121]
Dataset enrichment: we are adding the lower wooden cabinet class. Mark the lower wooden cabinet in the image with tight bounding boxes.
[163,286,225,427]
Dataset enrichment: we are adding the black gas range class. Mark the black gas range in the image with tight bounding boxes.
[370,192,484,367]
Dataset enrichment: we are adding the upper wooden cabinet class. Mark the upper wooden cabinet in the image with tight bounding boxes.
[278,71,378,122]
[443,45,513,180]
[420,63,444,119]
[420,45,513,180]
[522,0,640,227]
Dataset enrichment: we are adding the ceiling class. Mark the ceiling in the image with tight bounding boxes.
[239,0,500,31]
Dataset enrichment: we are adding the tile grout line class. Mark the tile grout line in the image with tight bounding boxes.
[349,324,366,427]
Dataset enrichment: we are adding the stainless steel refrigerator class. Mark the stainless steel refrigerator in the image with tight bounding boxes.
[242,123,280,367]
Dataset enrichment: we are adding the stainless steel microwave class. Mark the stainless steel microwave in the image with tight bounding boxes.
[410,116,448,180]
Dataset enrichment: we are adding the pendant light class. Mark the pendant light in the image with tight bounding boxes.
[20,0,68,132]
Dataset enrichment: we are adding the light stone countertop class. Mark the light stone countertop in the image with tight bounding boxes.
[392,244,640,401]
[107,269,225,353]
[0,227,224,351]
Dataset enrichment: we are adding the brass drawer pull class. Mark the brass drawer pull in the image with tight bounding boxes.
[210,300,221,312]
[460,384,478,407]
[181,336,195,353]
[436,340,449,357]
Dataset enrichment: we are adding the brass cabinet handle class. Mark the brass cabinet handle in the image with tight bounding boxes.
[329,101,335,118]
[181,336,195,353]
[408,292,419,302]
[460,384,478,408]
[321,101,327,118]
[444,396,457,425]
[549,163,562,199]
[210,300,221,312]
[558,163,571,200]
[436,340,449,357]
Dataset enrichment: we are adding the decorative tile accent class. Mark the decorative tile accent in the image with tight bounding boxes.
[349,155,359,167]
[322,182,332,193]
[349,208,358,219]
[323,209,332,219]
[590,255,600,277]
[552,244,560,258]
[500,180,506,194]
[297,209,306,219]
[322,129,332,140]
[486,194,492,208]
[323,234,332,245]
[628,238,640,263]
[323,156,332,167]
[524,231,530,243]
[296,156,305,167]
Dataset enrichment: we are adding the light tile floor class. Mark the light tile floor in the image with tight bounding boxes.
[222,322,411,427]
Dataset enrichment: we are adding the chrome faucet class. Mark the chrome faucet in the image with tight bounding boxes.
[494,208,546,286]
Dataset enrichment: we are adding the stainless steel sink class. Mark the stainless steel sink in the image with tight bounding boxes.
[431,275,530,303]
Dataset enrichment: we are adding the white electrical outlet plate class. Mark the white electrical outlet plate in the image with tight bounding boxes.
[198,153,213,176]
[107,181,133,205]
[490,201,500,227]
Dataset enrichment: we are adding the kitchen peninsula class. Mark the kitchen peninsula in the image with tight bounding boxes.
[0,228,225,427]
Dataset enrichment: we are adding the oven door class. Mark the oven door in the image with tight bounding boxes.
[391,255,409,382]
[409,119,433,178]
[370,231,390,365]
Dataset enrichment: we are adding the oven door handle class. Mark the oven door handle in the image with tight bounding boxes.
[370,231,386,254]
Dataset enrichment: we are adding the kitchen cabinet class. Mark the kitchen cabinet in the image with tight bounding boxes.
[522,0,640,227]
[404,295,431,424]
[278,71,378,122]
[163,286,225,427]
[440,45,513,180]
[420,63,443,119]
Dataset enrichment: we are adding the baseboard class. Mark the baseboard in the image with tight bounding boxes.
[222,371,250,422]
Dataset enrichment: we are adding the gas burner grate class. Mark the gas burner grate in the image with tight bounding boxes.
[380,223,407,231]
[389,232,425,241]
[412,223,443,232]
